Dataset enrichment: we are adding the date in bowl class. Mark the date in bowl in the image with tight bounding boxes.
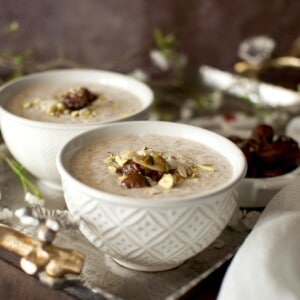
[228,124,300,207]
[0,69,153,190]
[56,121,246,271]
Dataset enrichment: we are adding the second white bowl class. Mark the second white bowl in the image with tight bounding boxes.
[0,69,153,190]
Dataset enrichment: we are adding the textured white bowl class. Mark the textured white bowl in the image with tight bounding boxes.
[236,166,300,208]
[234,117,300,208]
[57,121,247,271]
[0,70,153,190]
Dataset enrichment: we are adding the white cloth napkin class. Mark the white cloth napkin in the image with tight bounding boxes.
[218,176,300,300]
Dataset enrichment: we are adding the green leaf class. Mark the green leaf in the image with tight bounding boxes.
[4,156,43,199]
[154,28,177,50]
[14,54,24,65]
[4,21,19,34]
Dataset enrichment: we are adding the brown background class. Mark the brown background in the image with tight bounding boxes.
[0,2,299,299]
[1,0,300,73]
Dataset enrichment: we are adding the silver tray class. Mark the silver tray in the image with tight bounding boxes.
[0,163,248,300]
[199,65,300,109]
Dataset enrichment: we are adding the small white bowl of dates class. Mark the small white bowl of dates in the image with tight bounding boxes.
[0,69,153,190]
[228,124,300,208]
[56,121,246,271]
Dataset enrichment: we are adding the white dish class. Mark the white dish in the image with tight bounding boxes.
[236,167,300,208]
[0,69,153,190]
[56,121,247,272]
[199,65,300,108]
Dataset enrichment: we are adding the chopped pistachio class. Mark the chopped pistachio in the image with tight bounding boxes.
[197,164,215,171]
[23,101,33,109]
[80,108,92,117]
[187,165,200,178]
[71,110,80,118]
[108,166,117,173]
[56,102,65,111]
[115,155,128,167]
[158,173,175,189]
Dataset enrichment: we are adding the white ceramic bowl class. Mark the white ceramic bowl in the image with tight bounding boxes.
[0,69,153,190]
[236,166,300,208]
[56,121,247,271]
[232,118,300,208]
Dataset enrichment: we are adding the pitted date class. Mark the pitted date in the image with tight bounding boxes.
[228,124,300,178]
[121,173,150,189]
[62,87,97,110]
[121,160,144,175]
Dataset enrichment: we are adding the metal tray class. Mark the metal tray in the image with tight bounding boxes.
[0,161,249,300]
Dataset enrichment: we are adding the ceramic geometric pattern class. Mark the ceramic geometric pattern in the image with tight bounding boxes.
[62,178,237,271]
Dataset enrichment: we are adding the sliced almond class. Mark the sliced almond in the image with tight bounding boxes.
[153,155,170,172]
[166,156,178,169]
[177,165,187,178]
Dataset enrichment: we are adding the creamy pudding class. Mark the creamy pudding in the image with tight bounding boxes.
[6,83,142,123]
[70,134,233,199]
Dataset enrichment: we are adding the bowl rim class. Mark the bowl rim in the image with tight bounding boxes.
[0,69,154,129]
[56,120,247,207]
[242,166,300,181]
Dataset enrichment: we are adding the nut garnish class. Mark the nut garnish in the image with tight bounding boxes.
[22,87,98,119]
[104,147,216,190]
[177,165,187,178]
[23,101,33,109]
[197,164,215,171]
[158,173,175,189]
